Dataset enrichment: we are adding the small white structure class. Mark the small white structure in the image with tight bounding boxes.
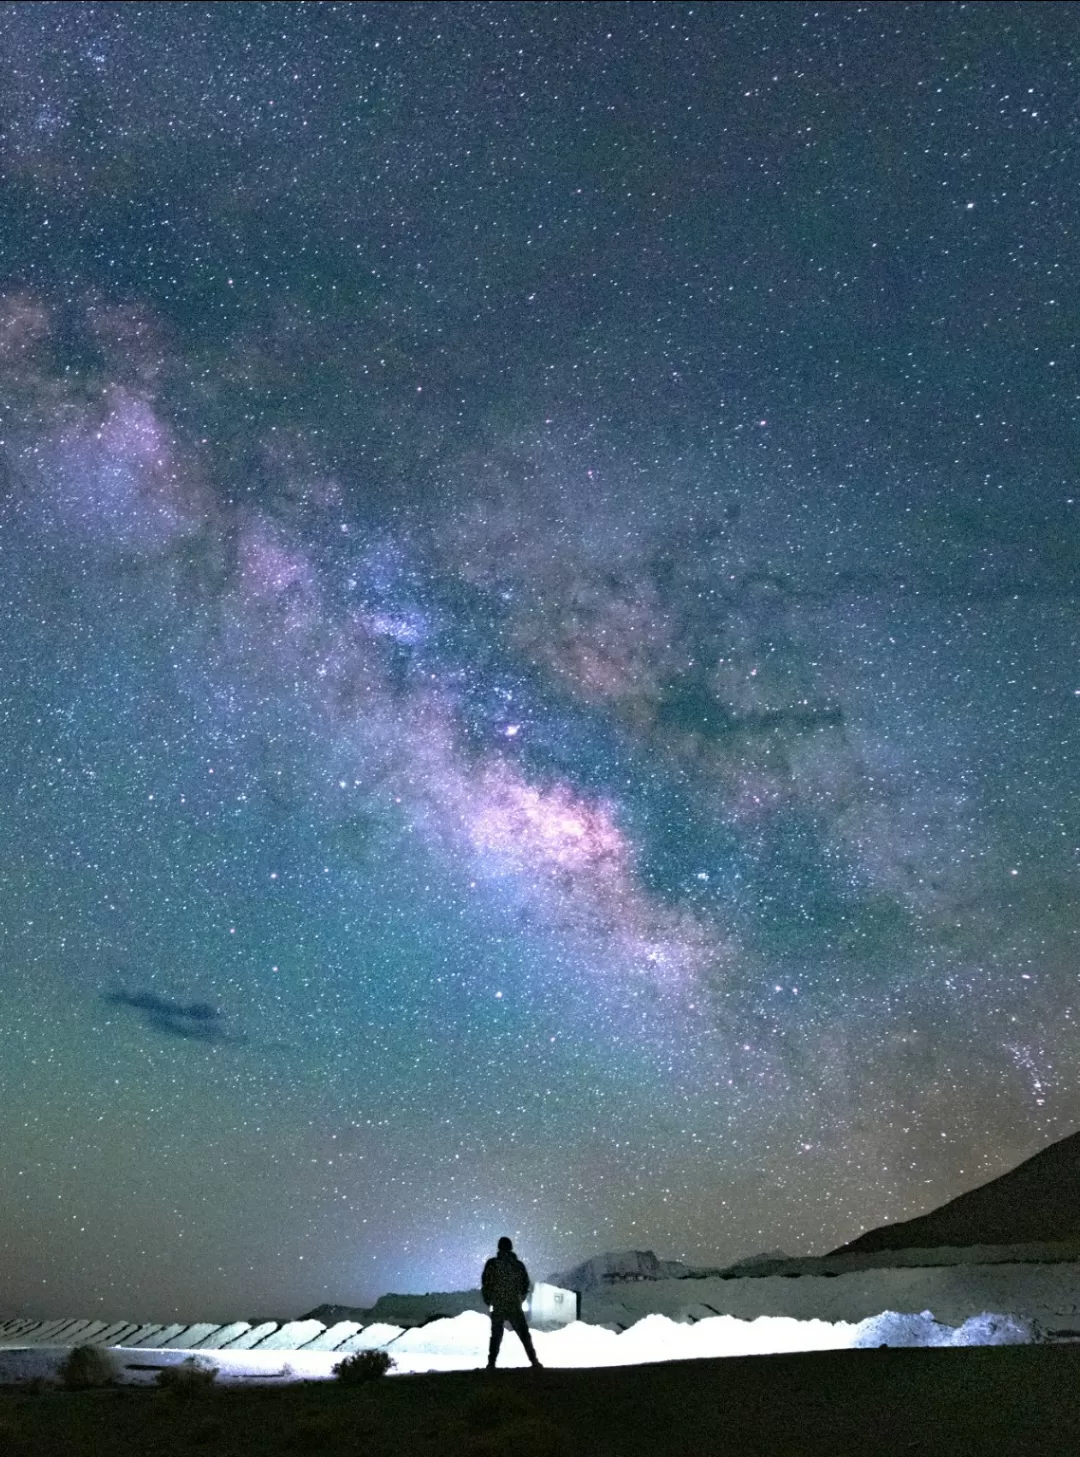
[528,1282,578,1327]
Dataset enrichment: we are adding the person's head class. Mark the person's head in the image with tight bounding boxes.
[497,1236,513,1254]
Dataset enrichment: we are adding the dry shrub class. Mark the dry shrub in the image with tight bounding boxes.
[58,1344,115,1389]
[333,1349,394,1384]
[156,1356,218,1395]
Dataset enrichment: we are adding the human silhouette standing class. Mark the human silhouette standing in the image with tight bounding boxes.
[481,1236,542,1369]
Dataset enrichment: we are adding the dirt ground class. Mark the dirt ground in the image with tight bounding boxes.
[1,1343,1078,1456]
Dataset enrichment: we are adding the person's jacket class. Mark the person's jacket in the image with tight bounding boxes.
[481,1250,530,1309]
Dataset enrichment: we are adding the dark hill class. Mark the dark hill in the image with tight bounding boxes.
[832,1129,1080,1254]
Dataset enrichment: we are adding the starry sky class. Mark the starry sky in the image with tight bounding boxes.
[1,1,1078,1323]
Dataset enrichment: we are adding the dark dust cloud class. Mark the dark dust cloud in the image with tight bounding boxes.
[0,2,1078,1321]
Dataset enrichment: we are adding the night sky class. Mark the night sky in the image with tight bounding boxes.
[1,1,1079,1322]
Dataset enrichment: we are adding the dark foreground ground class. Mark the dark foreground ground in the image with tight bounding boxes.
[2,1344,1079,1456]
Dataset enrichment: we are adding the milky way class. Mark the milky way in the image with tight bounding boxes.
[1,2,1078,1320]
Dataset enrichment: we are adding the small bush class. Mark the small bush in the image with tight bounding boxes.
[333,1348,394,1384]
[58,1344,115,1389]
[156,1356,218,1395]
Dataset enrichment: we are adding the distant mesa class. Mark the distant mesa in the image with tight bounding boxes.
[303,1303,368,1325]
[361,1290,488,1324]
[717,1249,793,1276]
[545,1247,804,1292]
[832,1129,1080,1255]
[547,1249,692,1293]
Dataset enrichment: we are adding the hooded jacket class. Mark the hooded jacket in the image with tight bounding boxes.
[481,1249,531,1310]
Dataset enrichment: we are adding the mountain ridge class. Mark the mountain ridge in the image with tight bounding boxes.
[831,1129,1080,1255]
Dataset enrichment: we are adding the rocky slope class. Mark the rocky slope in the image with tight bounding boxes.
[832,1129,1080,1254]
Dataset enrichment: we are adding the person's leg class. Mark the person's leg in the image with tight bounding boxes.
[487,1311,504,1368]
[508,1308,542,1367]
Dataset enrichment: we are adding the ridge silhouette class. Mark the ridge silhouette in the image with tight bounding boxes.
[832,1129,1080,1254]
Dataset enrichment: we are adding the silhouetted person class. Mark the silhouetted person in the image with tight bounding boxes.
[482,1236,542,1369]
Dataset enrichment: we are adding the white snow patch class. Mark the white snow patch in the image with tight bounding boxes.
[852,1310,1033,1349]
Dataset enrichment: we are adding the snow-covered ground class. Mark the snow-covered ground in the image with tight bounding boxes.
[0,1308,1034,1386]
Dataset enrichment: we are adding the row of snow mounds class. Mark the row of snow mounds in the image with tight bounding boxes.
[0,1316,401,1354]
[0,1281,583,1355]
